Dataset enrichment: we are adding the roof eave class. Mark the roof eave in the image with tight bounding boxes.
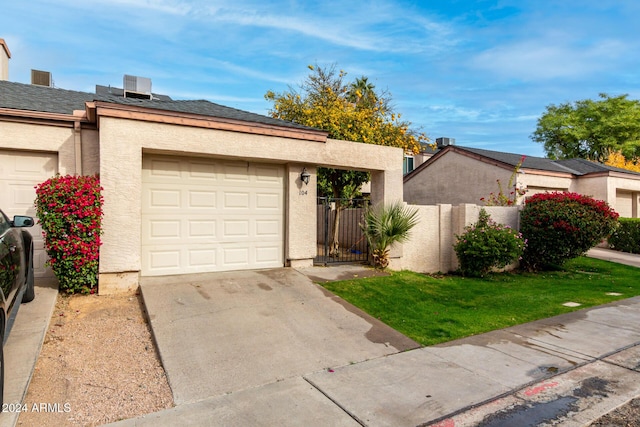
[0,106,89,127]
[88,101,328,142]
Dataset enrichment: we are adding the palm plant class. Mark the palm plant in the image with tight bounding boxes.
[361,201,419,269]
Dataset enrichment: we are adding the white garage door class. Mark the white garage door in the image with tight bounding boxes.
[0,149,58,278]
[616,190,633,218]
[141,155,284,276]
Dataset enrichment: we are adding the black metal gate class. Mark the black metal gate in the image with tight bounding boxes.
[315,197,369,264]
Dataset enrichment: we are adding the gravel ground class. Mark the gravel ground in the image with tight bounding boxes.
[590,398,640,426]
[17,291,173,426]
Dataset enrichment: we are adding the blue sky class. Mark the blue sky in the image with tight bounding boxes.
[2,0,638,156]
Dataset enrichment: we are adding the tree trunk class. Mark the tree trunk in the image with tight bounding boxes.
[329,204,343,257]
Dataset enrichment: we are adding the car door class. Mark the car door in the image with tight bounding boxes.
[0,211,22,313]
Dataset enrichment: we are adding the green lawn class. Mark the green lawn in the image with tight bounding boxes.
[321,257,640,346]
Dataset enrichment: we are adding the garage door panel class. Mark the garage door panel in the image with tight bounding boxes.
[222,163,251,182]
[188,162,218,180]
[142,155,284,276]
[188,248,217,268]
[256,219,281,238]
[222,247,250,267]
[254,165,281,182]
[223,220,250,238]
[189,220,216,238]
[145,159,182,178]
[255,192,281,210]
[255,245,282,264]
[223,192,250,209]
[149,220,181,239]
[188,190,217,208]
[147,250,182,274]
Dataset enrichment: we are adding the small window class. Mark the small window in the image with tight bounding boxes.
[403,156,415,175]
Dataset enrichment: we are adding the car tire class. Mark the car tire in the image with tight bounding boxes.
[22,244,35,303]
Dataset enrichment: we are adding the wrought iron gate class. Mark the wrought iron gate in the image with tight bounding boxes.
[315,197,369,264]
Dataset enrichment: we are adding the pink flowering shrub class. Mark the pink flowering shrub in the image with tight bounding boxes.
[35,175,103,294]
[454,209,526,277]
[520,192,619,271]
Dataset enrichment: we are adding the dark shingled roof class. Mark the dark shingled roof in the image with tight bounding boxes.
[554,158,640,176]
[0,80,318,131]
[457,146,640,176]
[0,80,95,114]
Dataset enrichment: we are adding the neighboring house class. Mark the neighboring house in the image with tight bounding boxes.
[403,138,449,175]
[404,145,640,218]
[0,39,403,293]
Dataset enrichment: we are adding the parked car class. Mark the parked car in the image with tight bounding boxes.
[0,209,35,405]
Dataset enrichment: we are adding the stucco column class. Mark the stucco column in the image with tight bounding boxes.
[438,204,454,272]
[97,118,142,294]
[286,164,317,267]
[370,167,405,270]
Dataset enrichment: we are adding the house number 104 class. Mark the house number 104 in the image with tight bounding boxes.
[299,190,308,196]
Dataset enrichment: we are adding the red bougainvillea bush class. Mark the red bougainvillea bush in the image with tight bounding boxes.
[520,191,619,271]
[35,175,103,294]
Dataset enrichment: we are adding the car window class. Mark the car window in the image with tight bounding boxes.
[0,210,9,235]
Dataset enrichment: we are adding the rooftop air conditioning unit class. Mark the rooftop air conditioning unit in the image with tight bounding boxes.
[436,137,455,149]
[123,74,152,99]
[31,69,52,87]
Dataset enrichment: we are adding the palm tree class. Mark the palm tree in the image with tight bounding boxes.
[361,201,419,269]
[347,76,377,107]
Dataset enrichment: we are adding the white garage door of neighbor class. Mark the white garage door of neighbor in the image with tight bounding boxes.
[616,190,633,218]
[0,150,58,278]
[141,155,285,276]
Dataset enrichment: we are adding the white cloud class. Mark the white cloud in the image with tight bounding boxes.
[471,38,627,81]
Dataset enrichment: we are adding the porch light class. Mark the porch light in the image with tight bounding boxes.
[300,168,311,185]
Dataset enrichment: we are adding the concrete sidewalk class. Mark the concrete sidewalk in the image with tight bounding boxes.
[108,257,640,427]
[587,247,640,268]
[107,296,640,427]
[0,279,58,427]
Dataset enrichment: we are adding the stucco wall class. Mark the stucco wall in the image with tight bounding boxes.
[404,151,512,206]
[520,174,571,198]
[401,204,520,273]
[0,121,99,177]
[286,164,317,265]
[97,117,404,288]
[81,129,100,175]
[0,121,77,175]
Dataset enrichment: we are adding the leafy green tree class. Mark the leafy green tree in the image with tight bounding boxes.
[531,94,640,162]
[265,64,428,255]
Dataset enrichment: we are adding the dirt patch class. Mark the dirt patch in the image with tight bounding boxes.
[590,397,640,426]
[17,291,173,426]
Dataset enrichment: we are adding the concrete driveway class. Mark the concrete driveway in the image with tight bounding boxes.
[139,267,419,405]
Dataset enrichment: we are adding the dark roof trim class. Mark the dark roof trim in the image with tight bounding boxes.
[0,106,89,128]
[89,101,328,142]
[404,145,640,183]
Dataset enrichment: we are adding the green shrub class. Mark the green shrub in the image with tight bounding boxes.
[454,209,526,277]
[520,192,619,271]
[609,218,640,254]
[35,175,103,294]
[361,201,419,269]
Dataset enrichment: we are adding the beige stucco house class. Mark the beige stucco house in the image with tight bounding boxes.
[404,145,640,218]
[0,39,403,293]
